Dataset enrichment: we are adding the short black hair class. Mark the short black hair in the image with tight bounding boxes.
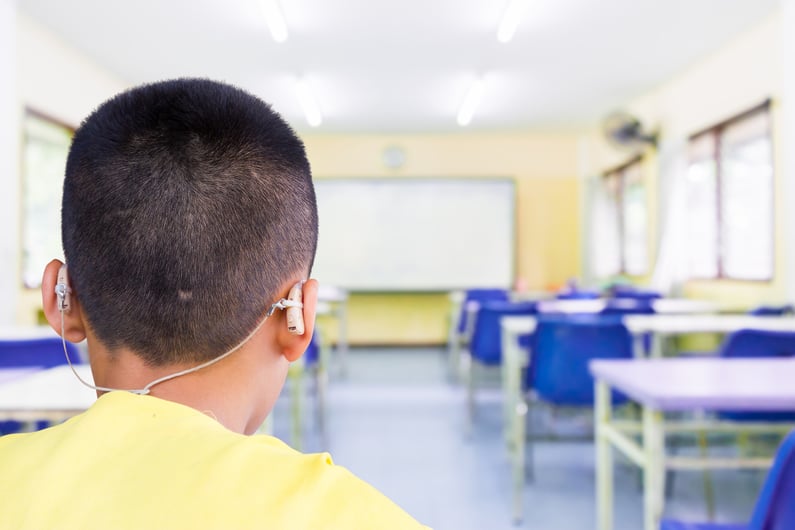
[62,78,318,366]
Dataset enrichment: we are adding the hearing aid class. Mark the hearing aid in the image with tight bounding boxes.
[55,264,72,313]
[285,282,305,335]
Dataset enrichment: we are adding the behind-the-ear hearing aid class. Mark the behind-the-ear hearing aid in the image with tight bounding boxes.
[285,282,305,335]
[55,264,72,313]
[55,275,308,396]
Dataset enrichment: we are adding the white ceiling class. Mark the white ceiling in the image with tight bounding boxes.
[18,0,781,133]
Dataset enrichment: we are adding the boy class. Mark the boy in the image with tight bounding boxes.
[0,78,426,529]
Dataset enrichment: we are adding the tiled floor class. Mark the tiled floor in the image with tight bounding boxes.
[271,347,766,530]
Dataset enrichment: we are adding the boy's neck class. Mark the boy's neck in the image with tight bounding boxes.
[85,333,289,435]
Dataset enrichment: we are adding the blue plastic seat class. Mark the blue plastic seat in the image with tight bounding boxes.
[0,337,82,435]
[609,284,663,301]
[661,428,795,530]
[465,299,537,426]
[470,300,538,366]
[717,330,795,422]
[456,288,509,335]
[555,289,601,300]
[516,314,634,480]
[526,313,633,406]
[449,288,509,381]
[748,304,795,317]
[0,337,81,368]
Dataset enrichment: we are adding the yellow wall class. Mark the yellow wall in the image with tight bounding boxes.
[304,133,582,344]
[583,12,786,310]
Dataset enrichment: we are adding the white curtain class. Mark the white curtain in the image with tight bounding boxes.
[587,175,621,280]
[650,137,690,296]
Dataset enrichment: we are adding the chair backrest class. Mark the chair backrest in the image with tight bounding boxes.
[719,329,795,360]
[0,337,81,368]
[555,289,601,300]
[527,314,633,406]
[747,429,795,530]
[456,288,510,334]
[608,285,663,301]
[748,304,795,317]
[469,300,537,365]
[718,330,795,422]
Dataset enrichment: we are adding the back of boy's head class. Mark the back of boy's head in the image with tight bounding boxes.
[62,78,318,366]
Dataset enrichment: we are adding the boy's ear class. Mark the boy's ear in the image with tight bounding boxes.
[41,259,87,344]
[277,279,318,363]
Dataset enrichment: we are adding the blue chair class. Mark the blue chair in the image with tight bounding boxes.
[556,289,601,300]
[668,330,795,515]
[526,314,633,406]
[0,337,81,368]
[465,299,536,426]
[661,428,795,530]
[0,337,82,435]
[519,314,634,479]
[449,288,509,381]
[717,330,795,422]
[748,304,795,317]
[609,284,663,301]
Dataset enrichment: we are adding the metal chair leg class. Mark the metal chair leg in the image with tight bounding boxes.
[464,352,475,436]
[698,431,715,521]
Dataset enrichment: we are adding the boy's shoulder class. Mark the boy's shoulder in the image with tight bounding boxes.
[0,392,428,529]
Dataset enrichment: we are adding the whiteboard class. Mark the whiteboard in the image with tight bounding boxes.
[312,178,515,291]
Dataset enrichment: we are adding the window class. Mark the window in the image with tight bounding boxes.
[685,101,774,280]
[21,110,73,288]
[589,157,648,277]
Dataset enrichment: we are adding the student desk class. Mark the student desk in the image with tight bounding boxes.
[0,367,41,385]
[498,316,537,522]
[590,358,795,530]
[0,364,95,423]
[623,314,795,358]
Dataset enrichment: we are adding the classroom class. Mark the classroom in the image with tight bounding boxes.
[1,1,794,529]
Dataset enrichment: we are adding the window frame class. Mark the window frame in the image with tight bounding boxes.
[686,99,775,282]
[602,155,648,276]
[20,108,75,289]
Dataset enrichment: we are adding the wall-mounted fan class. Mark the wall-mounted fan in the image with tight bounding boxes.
[602,111,657,151]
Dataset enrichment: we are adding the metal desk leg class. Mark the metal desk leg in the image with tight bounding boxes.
[632,333,646,359]
[650,333,664,359]
[595,379,614,530]
[643,406,665,530]
[513,399,528,525]
[501,326,519,445]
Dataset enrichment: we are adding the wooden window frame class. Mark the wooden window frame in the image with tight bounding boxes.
[687,99,774,282]
[603,155,646,276]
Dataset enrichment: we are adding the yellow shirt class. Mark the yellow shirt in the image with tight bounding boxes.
[0,392,427,529]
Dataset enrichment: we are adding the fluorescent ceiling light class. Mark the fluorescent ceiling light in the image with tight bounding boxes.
[497,0,528,43]
[260,0,288,43]
[296,78,322,127]
[457,76,486,127]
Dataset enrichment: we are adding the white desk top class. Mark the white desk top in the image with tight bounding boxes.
[0,364,96,420]
[590,357,795,411]
[500,315,537,334]
[623,314,795,335]
[0,326,60,340]
[651,298,719,315]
